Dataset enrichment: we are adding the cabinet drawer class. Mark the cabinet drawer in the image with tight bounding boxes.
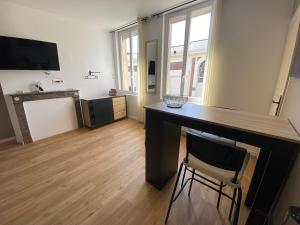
[112,97,126,106]
[114,110,126,120]
[113,103,126,112]
[92,98,114,126]
[112,97,126,120]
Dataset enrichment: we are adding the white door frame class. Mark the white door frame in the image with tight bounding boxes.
[270,5,300,116]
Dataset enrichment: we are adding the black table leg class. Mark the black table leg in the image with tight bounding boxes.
[245,141,299,225]
[245,148,271,207]
[145,110,181,189]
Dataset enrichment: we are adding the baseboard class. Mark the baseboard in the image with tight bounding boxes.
[0,136,16,144]
[127,115,139,121]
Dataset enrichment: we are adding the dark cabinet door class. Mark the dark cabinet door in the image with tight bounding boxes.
[92,98,114,127]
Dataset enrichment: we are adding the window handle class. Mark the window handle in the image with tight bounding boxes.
[272,95,283,116]
[272,96,282,104]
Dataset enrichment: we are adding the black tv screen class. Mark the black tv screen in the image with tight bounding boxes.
[0,36,60,71]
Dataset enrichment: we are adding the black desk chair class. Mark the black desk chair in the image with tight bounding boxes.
[165,130,250,225]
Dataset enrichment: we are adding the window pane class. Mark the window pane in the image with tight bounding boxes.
[131,35,139,92]
[121,36,132,91]
[184,13,211,99]
[119,30,139,93]
[166,16,186,96]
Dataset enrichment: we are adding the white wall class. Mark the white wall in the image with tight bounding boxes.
[0,2,115,142]
[295,0,300,12]
[0,2,115,97]
[143,16,164,106]
[125,95,139,120]
[281,78,300,131]
[211,0,295,114]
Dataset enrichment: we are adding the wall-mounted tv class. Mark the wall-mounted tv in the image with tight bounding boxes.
[0,36,60,71]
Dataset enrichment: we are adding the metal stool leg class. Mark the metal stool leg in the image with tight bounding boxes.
[165,162,184,224]
[217,182,223,210]
[233,187,242,225]
[229,188,237,221]
[181,165,187,187]
[188,169,195,197]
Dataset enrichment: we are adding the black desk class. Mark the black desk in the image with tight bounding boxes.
[144,102,300,225]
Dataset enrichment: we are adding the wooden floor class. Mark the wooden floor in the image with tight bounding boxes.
[0,119,256,225]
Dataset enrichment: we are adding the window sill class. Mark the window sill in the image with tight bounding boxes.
[188,97,202,104]
[118,90,138,97]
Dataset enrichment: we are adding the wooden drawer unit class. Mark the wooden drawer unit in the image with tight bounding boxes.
[81,96,127,128]
[112,97,126,120]
[112,96,126,105]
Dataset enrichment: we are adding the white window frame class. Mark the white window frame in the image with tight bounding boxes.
[117,26,139,95]
[162,1,212,102]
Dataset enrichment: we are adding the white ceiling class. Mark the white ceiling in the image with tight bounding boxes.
[2,0,187,29]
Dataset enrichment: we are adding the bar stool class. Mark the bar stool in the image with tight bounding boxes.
[180,129,237,188]
[165,130,250,225]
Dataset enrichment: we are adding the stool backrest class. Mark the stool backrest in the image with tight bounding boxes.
[186,131,247,181]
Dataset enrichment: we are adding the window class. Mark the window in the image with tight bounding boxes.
[118,28,139,93]
[164,4,212,101]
